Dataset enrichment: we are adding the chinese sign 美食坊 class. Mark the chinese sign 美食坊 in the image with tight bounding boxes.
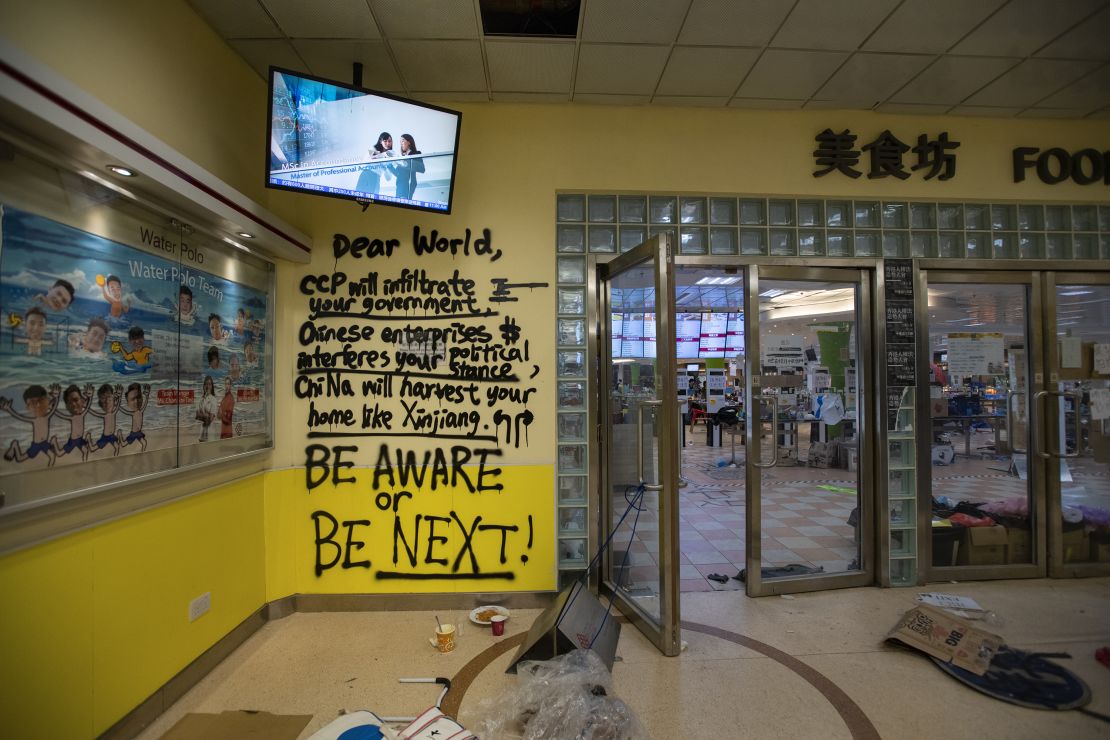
[813,129,960,181]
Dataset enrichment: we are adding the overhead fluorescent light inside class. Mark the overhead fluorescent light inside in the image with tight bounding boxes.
[696,276,742,285]
[480,0,581,38]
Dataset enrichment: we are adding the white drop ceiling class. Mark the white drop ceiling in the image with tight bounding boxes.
[189,0,1110,118]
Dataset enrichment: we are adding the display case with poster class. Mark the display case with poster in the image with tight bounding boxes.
[0,139,274,513]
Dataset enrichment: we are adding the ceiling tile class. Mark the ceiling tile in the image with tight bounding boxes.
[948,105,1022,117]
[727,98,806,109]
[874,102,953,115]
[414,91,490,104]
[491,92,571,103]
[390,40,486,91]
[575,44,671,95]
[1037,64,1110,108]
[228,39,305,79]
[816,53,934,105]
[292,40,402,91]
[1086,107,1110,118]
[573,93,653,105]
[651,95,730,107]
[656,47,760,97]
[263,0,380,39]
[677,0,793,46]
[486,40,575,93]
[889,56,1019,105]
[581,0,689,44]
[1018,107,1099,118]
[771,0,902,51]
[370,0,478,39]
[1036,6,1110,60]
[737,49,849,99]
[862,0,1006,54]
[187,0,282,38]
[964,58,1102,107]
[951,0,1104,57]
[803,99,873,110]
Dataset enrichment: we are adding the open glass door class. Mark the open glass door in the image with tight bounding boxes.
[1045,272,1110,576]
[744,265,875,596]
[597,235,682,656]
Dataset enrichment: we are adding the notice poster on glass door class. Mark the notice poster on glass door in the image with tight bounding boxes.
[946,332,1004,378]
[762,334,805,371]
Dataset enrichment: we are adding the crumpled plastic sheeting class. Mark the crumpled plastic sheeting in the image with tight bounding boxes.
[474,649,648,740]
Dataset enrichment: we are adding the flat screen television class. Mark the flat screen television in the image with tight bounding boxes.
[265,67,462,214]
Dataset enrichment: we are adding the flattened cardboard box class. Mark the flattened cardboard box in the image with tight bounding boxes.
[886,604,1002,676]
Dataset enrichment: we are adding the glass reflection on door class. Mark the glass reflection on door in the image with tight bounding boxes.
[1054,283,1110,567]
[606,265,663,621]
[757,279,862,579]
[926,282,1032,568]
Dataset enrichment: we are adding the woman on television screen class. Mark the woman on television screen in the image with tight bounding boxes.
[394,134,425,201]
[355,131,394,196]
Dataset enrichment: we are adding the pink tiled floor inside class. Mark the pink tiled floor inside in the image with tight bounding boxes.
[610,425,1070,593]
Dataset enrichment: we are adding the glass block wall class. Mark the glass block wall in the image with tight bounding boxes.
[553,194,1110,586]
[559,195,1110,260]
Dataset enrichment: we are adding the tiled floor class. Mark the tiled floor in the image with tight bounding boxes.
[616,424,1104,593]
[614,427,863,593]
[135,578,1110,740]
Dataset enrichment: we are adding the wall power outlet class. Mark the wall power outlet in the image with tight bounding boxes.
[189,591,211,622]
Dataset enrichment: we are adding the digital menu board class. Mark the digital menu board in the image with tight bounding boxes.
[612,312,745,359]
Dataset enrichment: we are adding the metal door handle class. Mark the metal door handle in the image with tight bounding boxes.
[1031,390,1050,460]
[752,394,778,469]
[1007,392,1026,454]
[637,400,664,491]
[1046,389,1083,459]
[674,401,683,488]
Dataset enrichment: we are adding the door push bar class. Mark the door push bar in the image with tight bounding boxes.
[1032,389,1083,460]
[637,399,665,491]
[752,394,779,469]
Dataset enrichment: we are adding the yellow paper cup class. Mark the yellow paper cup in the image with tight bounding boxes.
[434,624,456,653]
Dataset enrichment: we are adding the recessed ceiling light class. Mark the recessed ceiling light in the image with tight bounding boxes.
[236,232,254,239]
[107,165,136,177]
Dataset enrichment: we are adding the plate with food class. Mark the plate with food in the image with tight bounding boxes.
[470,605,510,625]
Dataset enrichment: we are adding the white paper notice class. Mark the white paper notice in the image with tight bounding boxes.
[1090,389,1110,421]
[947,332,1005,377]
[1094,343,1110,375]
[1060,336,1083,369]
[916,592,983,612]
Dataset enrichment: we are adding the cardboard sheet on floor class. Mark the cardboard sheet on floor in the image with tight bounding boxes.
[160,710,312,740]
[886,604,1002,676]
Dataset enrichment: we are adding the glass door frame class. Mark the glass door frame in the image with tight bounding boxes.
[743,264,878,596]
[917,267,1047,581]
[595,234,682,656]
[1044,270,1110,578]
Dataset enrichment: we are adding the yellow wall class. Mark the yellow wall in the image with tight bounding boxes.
[0,475,266,738]
[1,0,1109,735]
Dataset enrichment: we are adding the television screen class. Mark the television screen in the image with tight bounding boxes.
[266,67,462,214]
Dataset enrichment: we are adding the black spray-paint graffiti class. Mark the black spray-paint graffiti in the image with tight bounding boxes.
[311,507,534,580]
[298,229,549,581]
